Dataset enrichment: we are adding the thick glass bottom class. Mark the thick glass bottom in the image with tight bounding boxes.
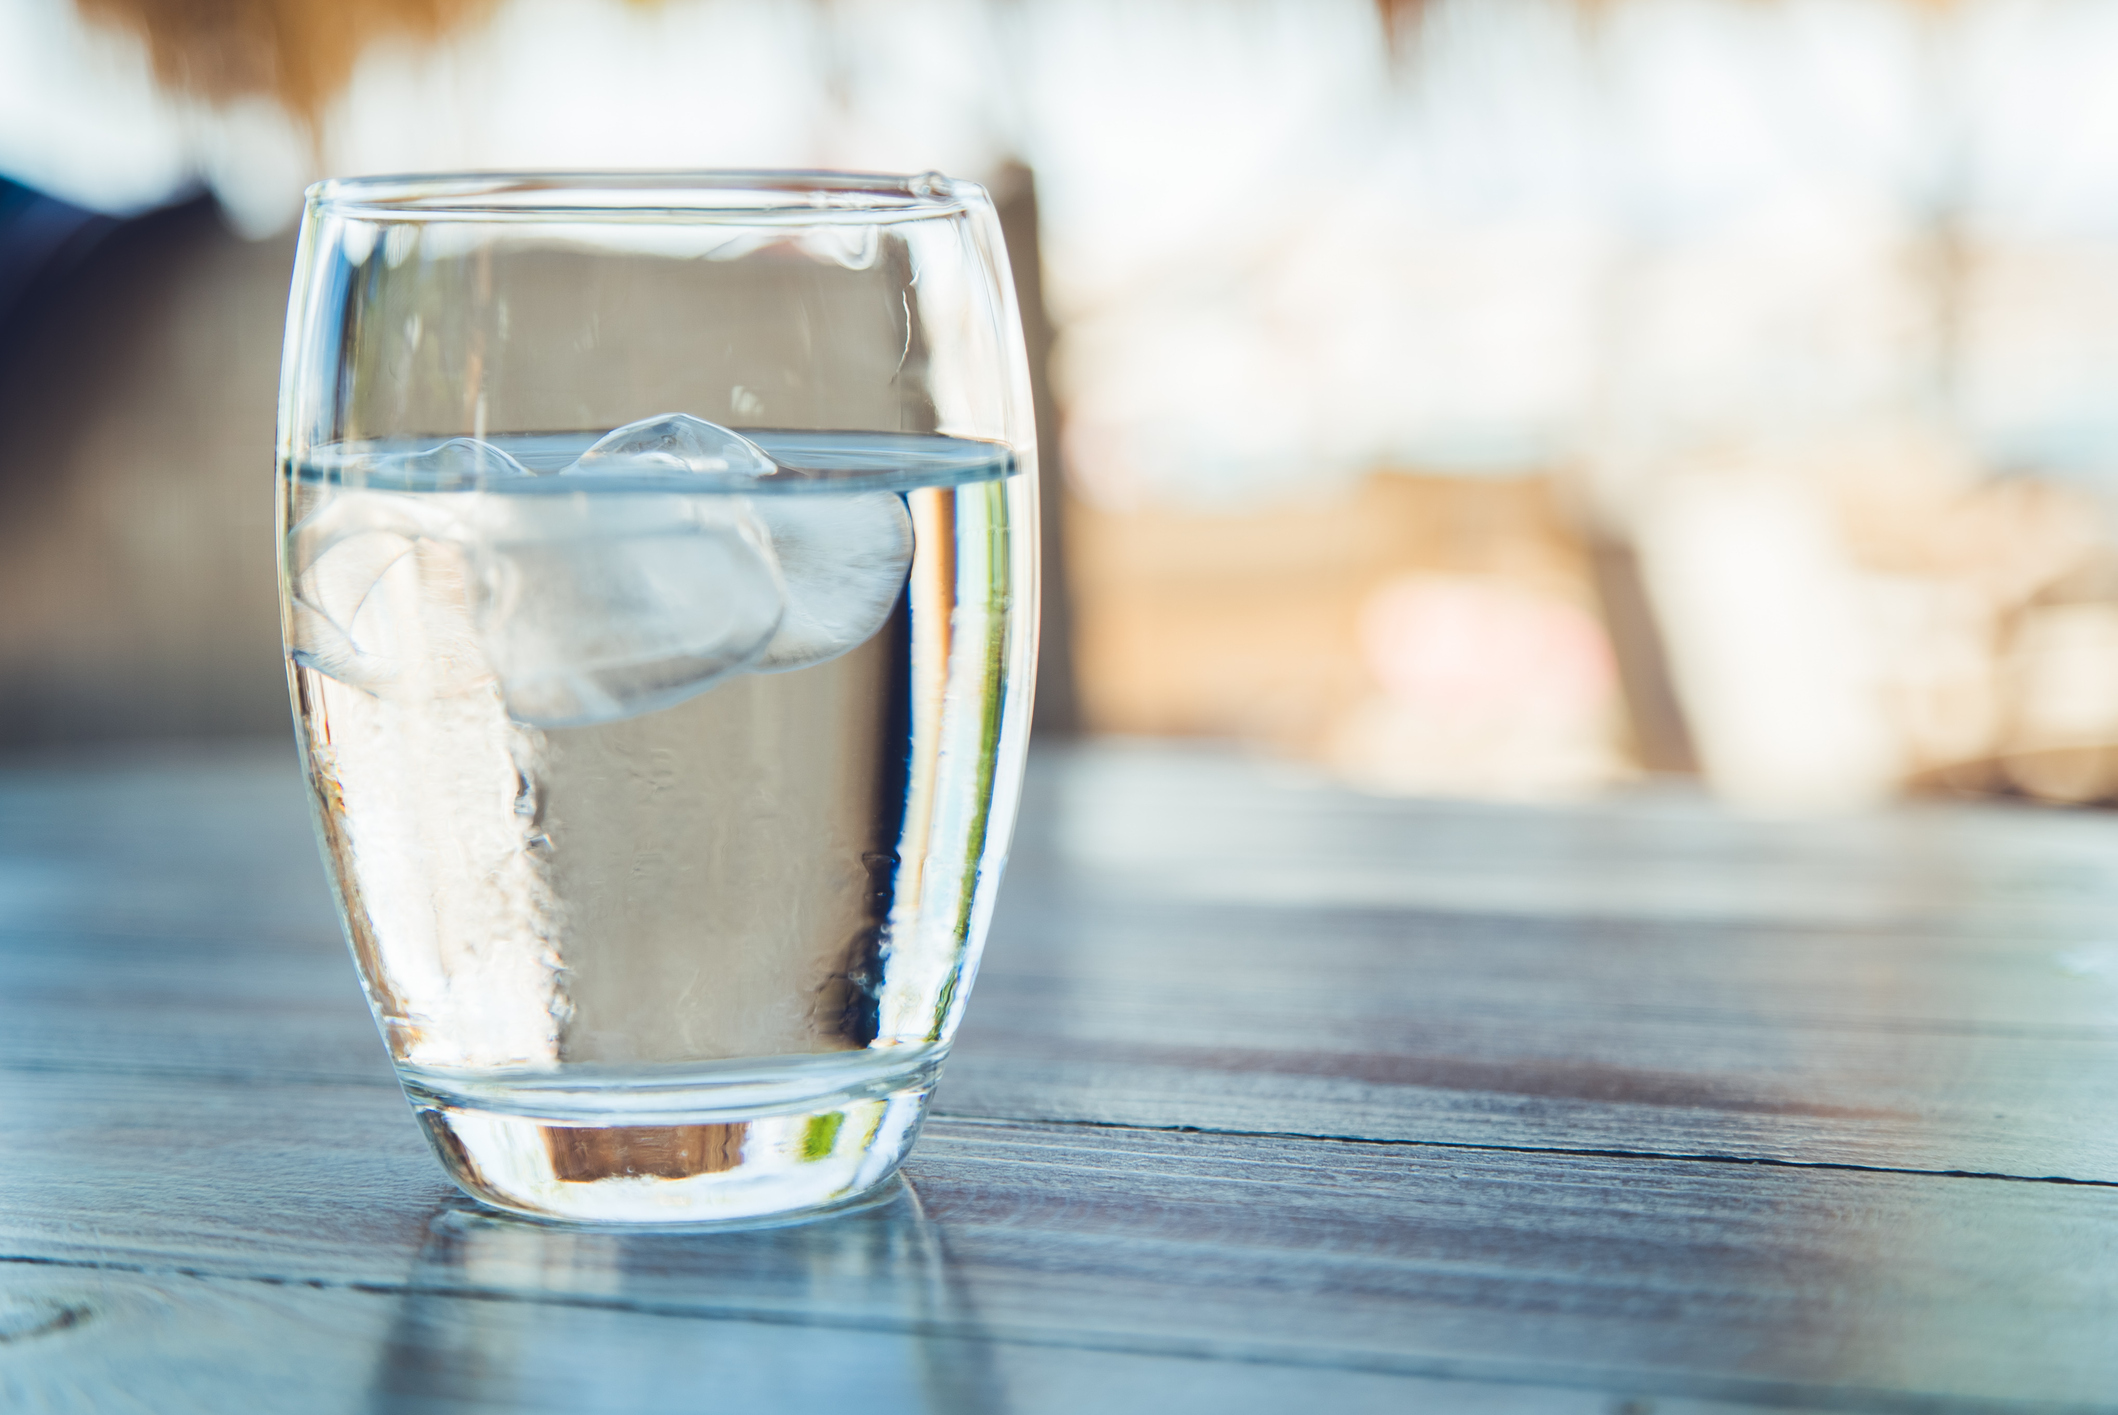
[400,1049,942,1225]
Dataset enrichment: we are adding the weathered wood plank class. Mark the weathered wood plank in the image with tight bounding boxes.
[1016,743,2118,930]
[2,1068,2116,1410]
[938,883,2118,1176]
[954,747,2118,1175]
[5,746,2118,1180]
[7,888,2114,1181]
[0,1264,1778,1415]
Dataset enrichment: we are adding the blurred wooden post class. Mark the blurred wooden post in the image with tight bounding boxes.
[992,163,1081,737]
[1588,537,1699,775]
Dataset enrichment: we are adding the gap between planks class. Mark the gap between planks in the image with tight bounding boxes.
[931,1112,2118,1191]
[4,1052,2108,1193]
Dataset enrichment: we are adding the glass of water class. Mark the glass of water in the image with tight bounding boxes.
[276,172,1037,1224]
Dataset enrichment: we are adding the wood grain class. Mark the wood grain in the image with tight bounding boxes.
[8,744,2118,1408]
[4,1067,2117,1410]
[6,745,2118,1178]
[0,1264,1784,1415]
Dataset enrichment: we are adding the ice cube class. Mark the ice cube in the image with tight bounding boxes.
[752,492,915,672]
[348,437,532,490]
[287,491,485,694]
[567,414,776,479]
[466,493,785,728]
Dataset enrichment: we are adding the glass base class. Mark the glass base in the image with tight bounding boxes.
[400,1049,942,1225]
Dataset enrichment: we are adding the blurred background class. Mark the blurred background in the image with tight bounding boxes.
[7,0,2118,813]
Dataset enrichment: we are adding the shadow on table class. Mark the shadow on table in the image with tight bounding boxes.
[367,1178,1002,1413]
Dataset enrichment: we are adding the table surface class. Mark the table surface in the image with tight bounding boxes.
[3,740,2117,1414]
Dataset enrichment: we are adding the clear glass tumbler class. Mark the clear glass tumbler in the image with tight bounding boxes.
[275,172,1037,1224]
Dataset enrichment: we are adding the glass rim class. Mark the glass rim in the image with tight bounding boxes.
[305,169,987,224]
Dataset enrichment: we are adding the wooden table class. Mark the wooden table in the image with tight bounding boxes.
[4,741,2117,1412]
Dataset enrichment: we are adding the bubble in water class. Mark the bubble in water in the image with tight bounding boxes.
[568,414,776,479]
[753,493,915,672]
[466,493,785,728]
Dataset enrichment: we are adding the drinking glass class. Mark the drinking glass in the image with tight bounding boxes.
[275,172,1037,1224]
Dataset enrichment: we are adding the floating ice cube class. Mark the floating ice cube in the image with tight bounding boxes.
[567,414,776,479]
[752,493,915,672]
[348,437,532,490]
[466,493,785,728]
[287,491,485,693]
[291,483,790,727]
[288,421,916,726]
